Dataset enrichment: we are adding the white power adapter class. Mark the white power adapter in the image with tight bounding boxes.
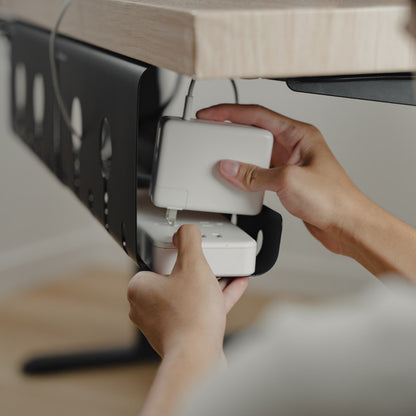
[150,116,273,215]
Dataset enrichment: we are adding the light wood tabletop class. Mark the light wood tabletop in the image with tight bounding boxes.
[0,0,416,79]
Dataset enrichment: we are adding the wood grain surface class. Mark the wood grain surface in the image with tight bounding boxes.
[0,1,415,79]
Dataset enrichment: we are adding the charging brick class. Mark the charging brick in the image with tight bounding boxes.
[150,116,273,215]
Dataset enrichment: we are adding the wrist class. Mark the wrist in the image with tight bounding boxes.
[161,339,226,389]
[335,189,374,258]
[335,189,380,259]
[139,337,225,416]
[335,190,416,278]
[165,333,226,365]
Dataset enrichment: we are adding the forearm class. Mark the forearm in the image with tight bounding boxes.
[341,193,416,281]
[139,345,225,416]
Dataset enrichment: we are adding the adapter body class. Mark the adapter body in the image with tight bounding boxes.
[138,193,257,276]
[150,117,273,215]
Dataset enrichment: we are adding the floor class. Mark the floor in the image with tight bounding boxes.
[0,268,276,416]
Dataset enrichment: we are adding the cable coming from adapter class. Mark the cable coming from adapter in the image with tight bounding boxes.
[182,78,239,120]
[50,0,184,142]
[51,2,240,141]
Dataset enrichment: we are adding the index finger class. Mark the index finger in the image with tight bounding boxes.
[196,104,305,154]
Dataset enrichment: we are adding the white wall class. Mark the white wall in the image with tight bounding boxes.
[1,35,416,298]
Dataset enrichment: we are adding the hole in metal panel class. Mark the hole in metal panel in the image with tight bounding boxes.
[88,189,94,209]
[33,73,45,134]
[15,62,27,113]
[256,230,263,255]
[121,222,128,254]
[103,187,109,224]
[100,117,112,180]
[74,177,80,191]
[74,156,80,177]
[70,97,83,153]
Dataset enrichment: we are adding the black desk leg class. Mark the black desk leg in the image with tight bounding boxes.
[22,329,159,375]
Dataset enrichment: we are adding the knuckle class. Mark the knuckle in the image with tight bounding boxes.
[280,165,297,189]
[128,309,135,323]
[128,308,142,327]
[248,104,267,121]
[303,123,322,138]
[126,272,145,303]
[249,104,265,112]
[280,123,300,142]
[281,121,321,146]
[126,283,137,304]
[241,164,259,190]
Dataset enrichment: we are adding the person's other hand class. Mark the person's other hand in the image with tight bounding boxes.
[197,104,366,256]
[127,224,249,360]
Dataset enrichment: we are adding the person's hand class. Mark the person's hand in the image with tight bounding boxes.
[128,225,249,416]
[127,224,249,361]
[197,104,366,256]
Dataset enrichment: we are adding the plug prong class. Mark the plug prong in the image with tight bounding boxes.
[166,209,177,226]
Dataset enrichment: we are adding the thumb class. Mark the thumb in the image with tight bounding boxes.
[172,224,208,273]
[218,159,286,193]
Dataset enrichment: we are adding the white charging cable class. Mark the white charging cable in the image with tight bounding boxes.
[49,0,81,140]
[51,2,240,140]
[182,78,239,121]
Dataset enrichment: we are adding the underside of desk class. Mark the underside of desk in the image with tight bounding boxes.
[0,0,416,78]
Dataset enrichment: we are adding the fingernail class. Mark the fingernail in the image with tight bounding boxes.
[219,160,239,177]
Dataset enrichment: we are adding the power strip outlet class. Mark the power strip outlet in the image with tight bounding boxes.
[150,117,273,215]
[138,193,257,276]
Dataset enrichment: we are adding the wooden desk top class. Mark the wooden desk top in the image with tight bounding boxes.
[1,0,416,79]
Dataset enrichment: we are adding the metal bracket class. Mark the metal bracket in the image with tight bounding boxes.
[9,21,282,276]
[286,73,416,106]
[10,21,148,267]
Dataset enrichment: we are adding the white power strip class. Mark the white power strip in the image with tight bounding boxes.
[137,193,257,276]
